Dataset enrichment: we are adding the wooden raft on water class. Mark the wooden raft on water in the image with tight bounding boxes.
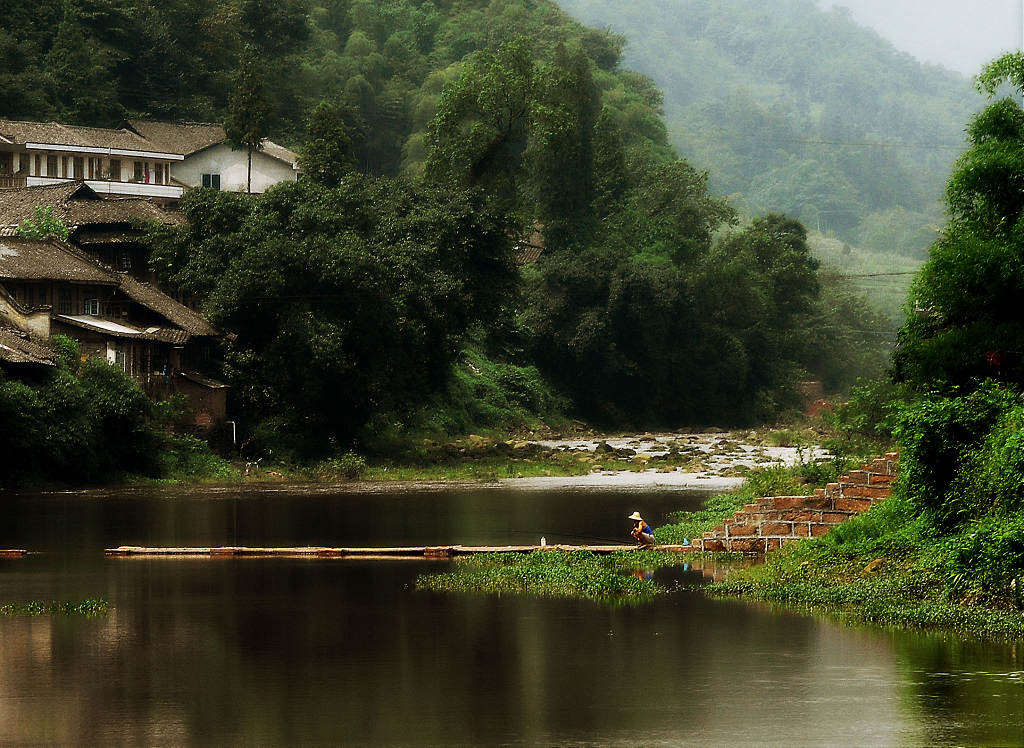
[104,544,698,559]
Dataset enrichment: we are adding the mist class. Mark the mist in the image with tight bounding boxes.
[818,0,1022,76]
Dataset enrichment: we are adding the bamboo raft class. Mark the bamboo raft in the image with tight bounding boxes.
[105,544,697,559]
[0,550,28,558]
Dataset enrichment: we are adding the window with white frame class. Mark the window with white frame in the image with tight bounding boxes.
[85,298,101,316]
[202,173,221,190]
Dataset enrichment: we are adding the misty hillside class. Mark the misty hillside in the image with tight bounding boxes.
[557,0,979,257]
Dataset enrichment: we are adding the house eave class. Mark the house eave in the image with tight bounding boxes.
[24,142,184,161]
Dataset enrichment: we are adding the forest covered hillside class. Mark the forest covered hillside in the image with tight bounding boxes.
[1,0,896,472]
[0,0,671,174]
[556,0,978,258]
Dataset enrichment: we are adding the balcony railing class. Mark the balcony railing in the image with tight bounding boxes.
[0,175,28,189]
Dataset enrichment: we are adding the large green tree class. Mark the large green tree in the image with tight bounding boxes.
[150,179,518,454]
[894,54,1024,389]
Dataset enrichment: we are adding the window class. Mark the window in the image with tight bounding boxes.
[18,154,28,174]
[88,157,96,179]
[34,154,41,175]
[109,159,121,180]
[202,173,221,190]
[154,163,164,184]
[85,298,100,316]
[61,156,68,177]
[46,155,57,176]
[133,161,143,182]
[74,156,84,179]
[0,153,11,175]
[58,289,72,314]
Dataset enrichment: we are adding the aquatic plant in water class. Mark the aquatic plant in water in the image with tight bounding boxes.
[0,599,109,617]
[416,550,676,604]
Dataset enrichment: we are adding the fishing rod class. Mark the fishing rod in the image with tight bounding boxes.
[506,529,630,545]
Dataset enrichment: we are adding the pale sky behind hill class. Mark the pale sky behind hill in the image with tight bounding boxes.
[818,0,1022,76]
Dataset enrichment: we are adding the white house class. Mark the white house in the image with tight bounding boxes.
[0,119,184,200]
[125,120,300,193]
[0,119,301,201]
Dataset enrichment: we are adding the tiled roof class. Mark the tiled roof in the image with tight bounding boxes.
[2,117,298,168]
[126,119,299,166]
[261,140,300,167]
[0,183,183,230]
[65,198,186,227]
[180,370,228,388]
[0,238,117,283]
[515,227,545,265]
[55,314,196,344]
[0,182,95,227]
[117,274,218,337]
[144,327,192,345]
[0,326,54,366]
[0,238,218,338]
[0,119,166,153]
[125,119,226,157]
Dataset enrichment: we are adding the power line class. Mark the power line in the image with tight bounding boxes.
[665,129,967,151]
[834,271,917,278]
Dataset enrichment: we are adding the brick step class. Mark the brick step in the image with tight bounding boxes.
[696,452,897,551]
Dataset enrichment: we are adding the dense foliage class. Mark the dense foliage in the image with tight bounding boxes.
[149,178,518,456]
[894,81,1024,388]
[717,56,1024,631]
[0,337,231,486]
[556,0,976,257]
[523,210,886,426]
[1,0,893,460]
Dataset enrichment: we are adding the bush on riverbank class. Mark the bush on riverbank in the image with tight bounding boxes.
[712,384,1024,640]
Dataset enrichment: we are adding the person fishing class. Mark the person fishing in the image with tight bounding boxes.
[628,511,655,549]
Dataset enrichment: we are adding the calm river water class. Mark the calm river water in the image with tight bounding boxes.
[1,484,1022,746]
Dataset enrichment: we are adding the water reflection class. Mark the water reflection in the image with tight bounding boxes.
[0,486,1021,745]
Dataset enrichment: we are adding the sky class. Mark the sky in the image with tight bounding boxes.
[818,0,1022,76]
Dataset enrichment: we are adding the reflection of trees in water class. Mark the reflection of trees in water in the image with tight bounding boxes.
[893,635,1024,745]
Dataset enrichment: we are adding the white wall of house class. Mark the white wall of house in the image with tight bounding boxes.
[172,143,299,193]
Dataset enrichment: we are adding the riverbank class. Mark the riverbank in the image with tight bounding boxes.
[234,429,831,490]
[708,527,1024,641]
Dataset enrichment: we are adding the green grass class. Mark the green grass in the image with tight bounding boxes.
[0,599,109,617]
[416,550,694,604]
[709,496,1024,641]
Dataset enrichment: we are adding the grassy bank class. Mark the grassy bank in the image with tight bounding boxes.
[709,496,1024,641]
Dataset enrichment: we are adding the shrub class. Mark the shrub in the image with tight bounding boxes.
[158,434,238,481]
[16,205,70,241]
[315,451,367,480]
[894,381,1016,529]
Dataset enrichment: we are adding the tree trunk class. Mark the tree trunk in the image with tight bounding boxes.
[247,147,252,194]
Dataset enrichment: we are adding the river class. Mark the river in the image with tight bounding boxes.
[0,484,1021,746]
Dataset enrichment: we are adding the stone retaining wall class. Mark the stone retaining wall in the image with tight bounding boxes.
[698,451,898,555]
